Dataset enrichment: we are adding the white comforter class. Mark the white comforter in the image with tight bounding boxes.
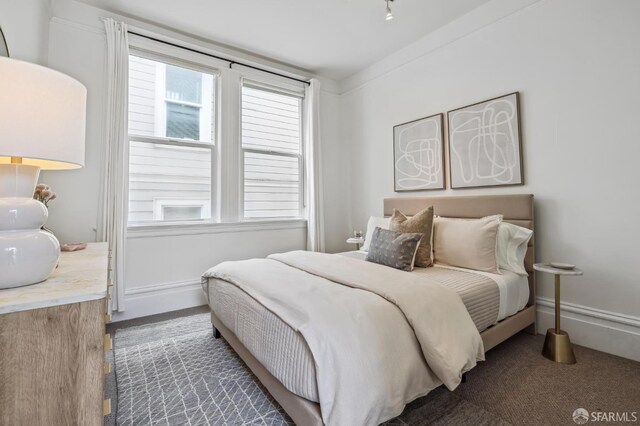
[203,251,484,426]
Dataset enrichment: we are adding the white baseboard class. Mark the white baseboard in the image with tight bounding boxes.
[112,280,207,322]
[536,297,640,362]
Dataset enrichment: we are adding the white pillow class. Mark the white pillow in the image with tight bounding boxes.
[361,216,390,251]
[496,222,533,276]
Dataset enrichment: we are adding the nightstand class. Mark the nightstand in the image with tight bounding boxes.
[346,237,365,250]
[533,263,583,364]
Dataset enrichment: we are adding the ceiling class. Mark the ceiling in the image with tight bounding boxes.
[75,0,491,80]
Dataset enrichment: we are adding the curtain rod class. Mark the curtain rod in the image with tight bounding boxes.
[127,30,311,86]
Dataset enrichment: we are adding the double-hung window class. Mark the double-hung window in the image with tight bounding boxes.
[127,53,216,224]
[241,83,304,219]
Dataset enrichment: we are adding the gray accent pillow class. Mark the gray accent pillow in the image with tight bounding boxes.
[389,206,434,268]
[365,227,423,272]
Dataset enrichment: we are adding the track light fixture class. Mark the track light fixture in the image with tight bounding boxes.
[385,0,394,21]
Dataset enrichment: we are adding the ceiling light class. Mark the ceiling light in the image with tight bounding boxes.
[385,0,394,20]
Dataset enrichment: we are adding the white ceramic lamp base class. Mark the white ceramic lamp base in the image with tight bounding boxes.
[0,164,60,289]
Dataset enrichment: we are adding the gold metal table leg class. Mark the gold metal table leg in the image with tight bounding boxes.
[542,274,576,364]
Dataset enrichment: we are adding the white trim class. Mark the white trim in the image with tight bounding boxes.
[51,16,105,36]
[125,278,200,295]
[114,279,206,321]
[339,0,541,94]
[127,218,307,238]
[129,34,232,71]
[536,297,640,362]
[242,78,305,98]
[200,72,214,142]
[154,61,166,137]
[537,297,640,328]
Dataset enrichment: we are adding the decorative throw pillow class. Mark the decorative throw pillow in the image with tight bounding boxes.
[361,216,391,251]
[433,215,502,273]
[389,206,434,267]
[365,227,423,272]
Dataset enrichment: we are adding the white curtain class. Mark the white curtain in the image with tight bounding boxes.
[304,79,325,252]
[98,19,129,312]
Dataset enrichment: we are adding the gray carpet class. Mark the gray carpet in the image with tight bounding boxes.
[105,310,640,426]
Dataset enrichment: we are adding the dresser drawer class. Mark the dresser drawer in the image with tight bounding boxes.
[0,299,107,426]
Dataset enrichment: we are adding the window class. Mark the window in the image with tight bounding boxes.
[241,84,303,218]
[127,54,216,223]
[126,41,307,228]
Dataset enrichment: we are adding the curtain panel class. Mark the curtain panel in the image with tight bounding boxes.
[98,18,129,311]
[304,79,325,252]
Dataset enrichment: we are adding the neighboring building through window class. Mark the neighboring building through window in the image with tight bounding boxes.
[241,84,303,219]
[127,54,215,223]
[165,65,203,140]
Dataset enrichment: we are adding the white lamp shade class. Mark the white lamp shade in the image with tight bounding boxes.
[0,57,86,170]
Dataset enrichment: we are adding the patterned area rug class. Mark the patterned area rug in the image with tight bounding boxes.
[113,313,509,426]
[115,314,292,425]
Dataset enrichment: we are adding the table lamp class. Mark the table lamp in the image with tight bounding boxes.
[0,57,86,289]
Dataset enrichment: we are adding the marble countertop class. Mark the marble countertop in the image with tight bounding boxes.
[0,242,108,314]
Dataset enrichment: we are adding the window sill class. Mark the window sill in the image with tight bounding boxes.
[126,218,307,239]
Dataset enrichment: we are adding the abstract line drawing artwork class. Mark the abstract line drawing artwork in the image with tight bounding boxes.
[393,113,445,192]
[447,92,523,189]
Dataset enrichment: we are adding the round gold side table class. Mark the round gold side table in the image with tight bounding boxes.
[533,263,583,364]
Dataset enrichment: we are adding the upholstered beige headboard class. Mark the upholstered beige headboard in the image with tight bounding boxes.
[383,194,535,306]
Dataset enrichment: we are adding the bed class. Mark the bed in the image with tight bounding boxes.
[201,194,536,426]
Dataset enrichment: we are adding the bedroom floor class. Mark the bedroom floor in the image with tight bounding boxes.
[105,307,640,426]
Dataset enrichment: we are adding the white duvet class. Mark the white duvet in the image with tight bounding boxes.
[203,250,484,426]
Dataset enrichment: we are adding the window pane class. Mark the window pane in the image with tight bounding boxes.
[162,206,203,221]
[128,55,215,143]
[166,102,199,140]
[242,86,301,155]
[128,141,211,223]
[244,151,300,218]
[166,65,201,103]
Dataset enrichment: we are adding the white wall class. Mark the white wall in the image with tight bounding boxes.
[35,0,346,320]
[320,90,352,253]
[340,0,640,360]
[0,0,50,64]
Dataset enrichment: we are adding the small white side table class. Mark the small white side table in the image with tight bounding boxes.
[346,237,364,250]
[533,263,583,364]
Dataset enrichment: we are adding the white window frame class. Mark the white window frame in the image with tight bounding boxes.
[127,46,220,227]
[240,79,305,220]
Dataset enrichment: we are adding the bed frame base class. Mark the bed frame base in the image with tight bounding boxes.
[482,305,536,351]
[210,308,535,426]
[210,311,324,426]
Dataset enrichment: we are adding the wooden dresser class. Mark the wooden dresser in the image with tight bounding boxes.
[0,243,111,426]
